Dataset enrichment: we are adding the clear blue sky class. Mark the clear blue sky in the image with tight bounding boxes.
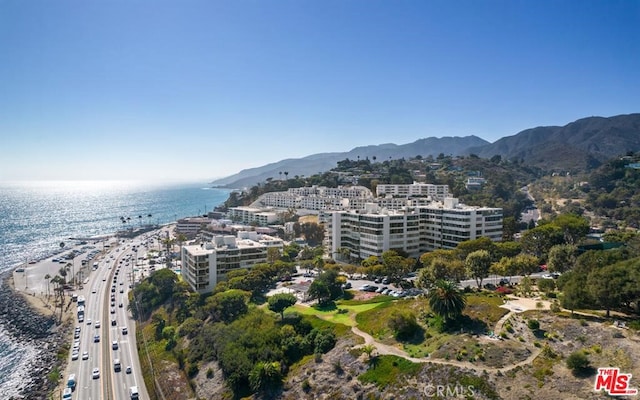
[1,0,639,182]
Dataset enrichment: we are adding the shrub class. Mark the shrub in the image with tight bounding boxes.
[566,351,590,372]
[504,322,514,333]
[527,319,540,330]
[388,309,420,340]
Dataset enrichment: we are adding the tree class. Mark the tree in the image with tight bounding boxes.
[361,344,376,361]
[307,280,331,305]
[268,293,297,319]
[428,280,466,322]
[520,224,564,259]
[495,241,522,259]
[547,244,578,273]
[552,213,590,245]
[205,289,250,323]
[152,313,166,340]
[380,250,415,283]
[513,253,540,276]
[465,250,492,289]
[419,249,457,271]
[560,273,591,314]
[44,273,51,299]
[456,237,497,261]
[518,276,533,297]
[537,278,556,294]
[266,247,281,265]
[587,262,640,317]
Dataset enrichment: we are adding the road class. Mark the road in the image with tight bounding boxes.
[63,236,157,400]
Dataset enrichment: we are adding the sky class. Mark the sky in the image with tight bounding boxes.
[1,0,639,182]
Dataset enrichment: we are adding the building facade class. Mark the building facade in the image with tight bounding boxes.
[181,233,283,293]
[321,198,502,261]
[376,182,450,200]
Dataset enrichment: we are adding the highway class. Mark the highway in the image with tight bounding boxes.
[65,238,152,400]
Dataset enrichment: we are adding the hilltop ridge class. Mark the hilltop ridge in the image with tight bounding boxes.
[211,113,640,188]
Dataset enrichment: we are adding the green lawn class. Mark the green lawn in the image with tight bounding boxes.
[291,302,386,326]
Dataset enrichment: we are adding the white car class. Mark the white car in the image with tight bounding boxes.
[92,367,100,379]
[71,351,79,361]
[86,319,92,325]
[95,321,101,328]
[82,351,89,360]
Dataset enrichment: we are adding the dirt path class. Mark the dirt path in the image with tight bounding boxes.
[351,325,541,373]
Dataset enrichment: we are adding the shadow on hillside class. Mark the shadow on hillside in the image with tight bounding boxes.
[445,315,489,335]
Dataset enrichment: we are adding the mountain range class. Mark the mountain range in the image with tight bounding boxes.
[211,113,640,188]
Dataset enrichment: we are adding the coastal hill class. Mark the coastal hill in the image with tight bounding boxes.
[211,136,489,189]
[211,113,640,188]
[468,113,640,172]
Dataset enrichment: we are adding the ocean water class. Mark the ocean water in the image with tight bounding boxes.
[0,180,230,397]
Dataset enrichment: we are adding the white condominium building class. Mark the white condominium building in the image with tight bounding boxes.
[181,233,284,293]
[376,182,450,200]
[321,198,502,261]
[258,185,373,211]
[228,206,279,226]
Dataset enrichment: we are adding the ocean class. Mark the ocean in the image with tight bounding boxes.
[0,180,230,397]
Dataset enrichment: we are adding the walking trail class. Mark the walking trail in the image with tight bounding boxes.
[350,296,553,373]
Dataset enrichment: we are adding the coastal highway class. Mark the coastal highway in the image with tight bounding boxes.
[65,239,151,400]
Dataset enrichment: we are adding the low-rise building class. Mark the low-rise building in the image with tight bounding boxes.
[175,217,211,239]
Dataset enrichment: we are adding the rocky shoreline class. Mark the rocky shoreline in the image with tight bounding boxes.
[0,271,66,399]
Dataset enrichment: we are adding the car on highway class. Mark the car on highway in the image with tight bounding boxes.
[112,340,118,350]
[121,326,128,335]
[86,318,92,325]
[92,367,100,379]
[94,334,100,343]
[95,321,100,328]
[71,350,79,360]
[82,351,89,360]
[125,365,132,374]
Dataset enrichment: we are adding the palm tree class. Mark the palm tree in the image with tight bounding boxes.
[284,171,289,180]
[58,266,67,284]
[147,214,153,226]
[428,280,466,322]
[44,273,51,300]
[249,361,282,392]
